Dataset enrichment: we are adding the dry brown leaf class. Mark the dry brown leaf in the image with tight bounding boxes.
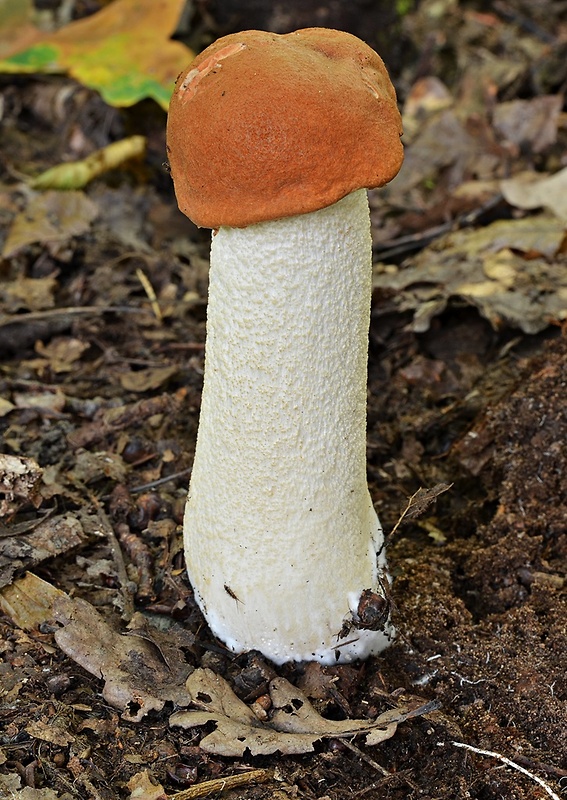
[402,76,453,141]
[374,214,567,333]
[0,572,67,628]
[0,573,193,721]
[389,485,453,539]
[296,661,343,701]
[68,450,128,485]
[501,168,567,224]
[0,454,42,518]
[390,109,481,194]
[25,719,75,747]
[0,772,62,799]
[13,386,67,413]
[33,337,90,373]
[403,484,453,520]
[126,770,167,800]
[0,275,57,313]
[2,191,98,258]
[0,515,86,590]
[170,668,430,757]
[53,599,193,721]
[0,398,16,417]
[119,365,178,393]
[493,96,563,154]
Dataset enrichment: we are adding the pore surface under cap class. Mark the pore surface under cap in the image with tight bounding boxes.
[166,28,403,228]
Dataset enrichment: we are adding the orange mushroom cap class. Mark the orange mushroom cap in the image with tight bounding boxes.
[166,28,403,229]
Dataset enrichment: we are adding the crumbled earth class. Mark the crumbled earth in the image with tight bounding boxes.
[0,1,566,799]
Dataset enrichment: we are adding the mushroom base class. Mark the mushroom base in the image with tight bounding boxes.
[184,189,394,664]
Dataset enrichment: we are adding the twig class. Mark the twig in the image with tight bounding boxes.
[514,755,567,781]
[340,738,390,776]
[451,741,561,800]
[0,306,147,328]
[95,504,135,621]
[352,771,417,798]
[492,0,557,43]
[374,193,504,261]
[389,484,452,539]
[168,769,272,799]
[136,267,163,321]
[130,468,192,494]
[75,482,135,621]
[342,739,421,796]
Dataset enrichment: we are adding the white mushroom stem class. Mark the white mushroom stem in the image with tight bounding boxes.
[184,188,393,664]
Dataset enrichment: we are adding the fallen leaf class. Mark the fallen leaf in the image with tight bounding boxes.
[119,365,178,393]
[402,76,453,141]
[0,573,194,721]
[126,770,167,800]
[0,775,21,796]
[374,214,567,333]
[501,168,567,224]
[0,0,193,109]
[493,96,563,154]
[0,572,67,628]
[402,484,453,521]
[0,454,42,518]
[297,661,344,701]
[25,719,75,747]
[390,109,481,194]
[34,337,90,373]
[471,216,565,258]
[170,668,431,757]
[0,772,64,799]
[0,275,58,312]
[54,600,193,721]
[2,191,98,258]
[13,386,67,413]
[68,449,128,485]
[0,398,16,417]
[0,515,87,590]
[0,0,37,59]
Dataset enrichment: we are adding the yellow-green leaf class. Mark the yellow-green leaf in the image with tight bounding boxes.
[30,136,146,190]
[0,0,194,109]
[0,0,38,59]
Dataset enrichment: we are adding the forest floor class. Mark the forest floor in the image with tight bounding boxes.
[0,1,566,799]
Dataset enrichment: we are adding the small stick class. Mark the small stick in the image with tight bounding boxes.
[136,267,163,321]
[169,769,272,799]
[451,741,560,800]
[75,482,135,621]
[130,468,192,494]
[340,738,390,777]
[0,306,146,327]
[389,484,452,539]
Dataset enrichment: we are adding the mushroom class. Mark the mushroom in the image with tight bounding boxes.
[167,28,403,664]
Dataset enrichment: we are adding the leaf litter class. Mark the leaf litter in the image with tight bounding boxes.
[0,572,194,722]
[170,668,437,757]
[374,213,567,333]
[0,572,433,754]
[0,0,566,797]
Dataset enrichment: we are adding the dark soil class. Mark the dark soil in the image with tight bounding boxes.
[0,2,566,799]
